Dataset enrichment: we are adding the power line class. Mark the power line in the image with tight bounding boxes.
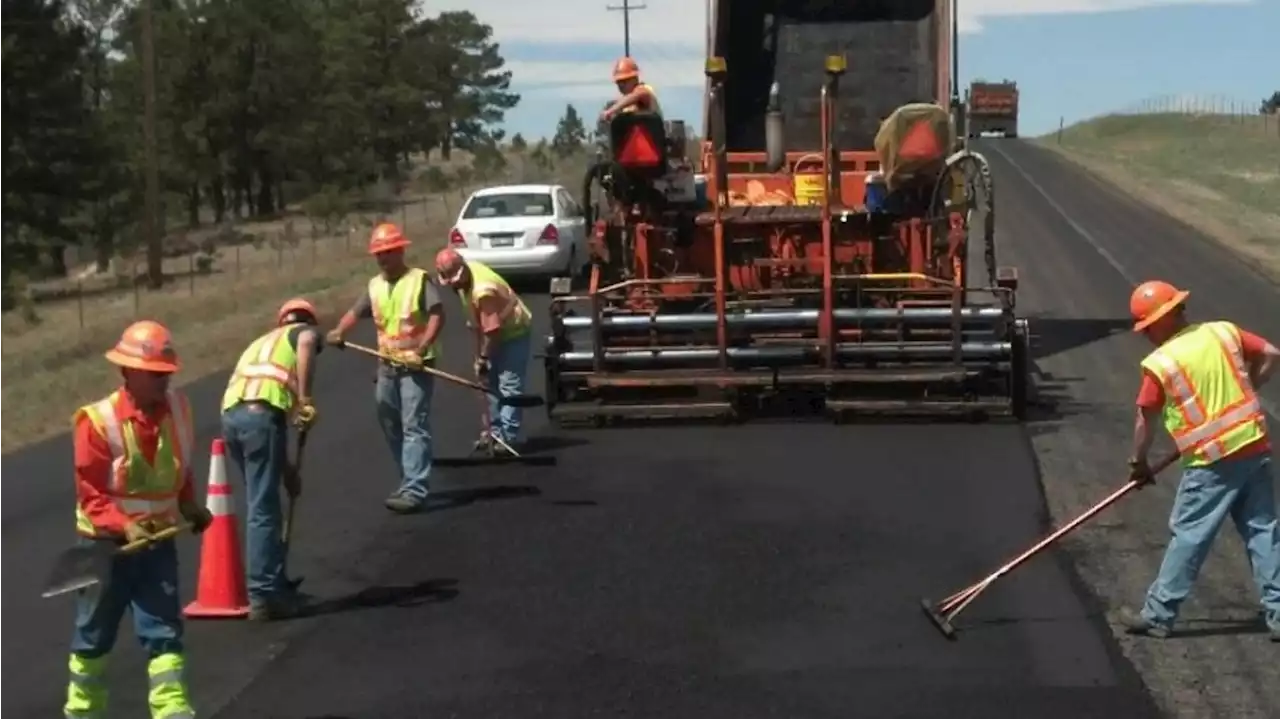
[605,0,646,57]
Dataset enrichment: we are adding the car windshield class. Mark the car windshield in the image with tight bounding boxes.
[463,192,554,219]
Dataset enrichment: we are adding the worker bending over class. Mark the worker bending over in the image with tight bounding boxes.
[328,223,445,513]
[66,321,212,719]
[435,248,532,455]
[220,297,322,620]
[599,56,662,123]
[1123,280,1280,641]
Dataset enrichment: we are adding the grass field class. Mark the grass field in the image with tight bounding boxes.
[1,151,591,452]
[1036,112,1280,281]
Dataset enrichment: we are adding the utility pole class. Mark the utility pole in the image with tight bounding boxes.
[606,0,646,56]
[141,0,163,290]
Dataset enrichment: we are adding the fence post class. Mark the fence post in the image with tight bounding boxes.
[1057,117,1064,145]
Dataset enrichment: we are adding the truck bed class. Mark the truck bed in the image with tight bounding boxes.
[714,0,943,153]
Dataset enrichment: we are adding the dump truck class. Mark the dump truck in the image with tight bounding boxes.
[542,0,1029,426]
[966,80,1019,138]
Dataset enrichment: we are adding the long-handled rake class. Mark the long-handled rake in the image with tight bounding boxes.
[920,451,1180,640]
[344,341,545,408]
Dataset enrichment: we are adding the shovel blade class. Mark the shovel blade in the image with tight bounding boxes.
[42,544,114,599]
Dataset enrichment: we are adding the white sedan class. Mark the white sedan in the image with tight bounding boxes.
[447,183,590,282]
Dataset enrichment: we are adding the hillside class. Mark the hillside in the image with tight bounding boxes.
[1036,113,1280,281]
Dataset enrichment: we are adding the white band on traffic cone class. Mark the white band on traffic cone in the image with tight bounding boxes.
[206,439,234,517]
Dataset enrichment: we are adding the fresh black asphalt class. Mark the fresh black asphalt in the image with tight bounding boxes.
[12,137,1269,718]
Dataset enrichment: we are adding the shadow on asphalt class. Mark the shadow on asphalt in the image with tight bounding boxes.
[1028,317,1132,361]
[428,484,542,511]
[306,578,460,618]
[1171,616,1272,639]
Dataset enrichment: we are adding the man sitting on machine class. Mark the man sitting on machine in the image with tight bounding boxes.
[600,56,663,122]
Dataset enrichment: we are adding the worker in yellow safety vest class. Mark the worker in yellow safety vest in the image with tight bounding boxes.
[1123,280,1280,642]
[66,320,212,719]
[434,247,533,455]
[599,56,663,123]
[220,297,323,620]
[326,222,446,513]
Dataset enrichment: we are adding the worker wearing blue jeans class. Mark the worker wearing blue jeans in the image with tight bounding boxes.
[328,223,446,513]
[484,328,532,445]
[374,365,436,503]
[221,298,323,620]
[1123,280,1280,641]
[433,249,534,455]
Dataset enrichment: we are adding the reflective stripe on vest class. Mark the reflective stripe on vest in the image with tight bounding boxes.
[621,83,662,115]
[221,325,299,412]
[74,390,192,536]
[1141,321,1267,466]
[370,268,438,358]
[463,260,531,341]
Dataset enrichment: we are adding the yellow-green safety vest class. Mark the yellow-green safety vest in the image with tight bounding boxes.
[221,324,303,413]
[72,389,192,537]
[370,267,439,360]
[460,260,532,342]
[1140,320,1267,467]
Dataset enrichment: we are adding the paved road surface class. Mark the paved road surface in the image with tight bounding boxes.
[3,138,1275,718]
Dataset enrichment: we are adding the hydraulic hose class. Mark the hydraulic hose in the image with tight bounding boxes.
[929,149,996,287]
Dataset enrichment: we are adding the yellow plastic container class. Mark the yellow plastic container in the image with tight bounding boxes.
[792,154,827,206]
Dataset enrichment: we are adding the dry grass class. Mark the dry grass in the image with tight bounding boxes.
[1,191,457,451]
[1035,113,1280,281]
[2,150,594,452]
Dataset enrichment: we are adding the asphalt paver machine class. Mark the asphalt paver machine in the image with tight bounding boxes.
[543,0,1030,426]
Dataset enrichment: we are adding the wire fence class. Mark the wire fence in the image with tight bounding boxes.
[6,188,468,333]
[1053,93,1280,143]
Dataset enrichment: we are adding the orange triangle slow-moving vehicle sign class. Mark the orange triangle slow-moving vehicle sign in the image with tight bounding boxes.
[616,125,661,167]
[899,120,942,161]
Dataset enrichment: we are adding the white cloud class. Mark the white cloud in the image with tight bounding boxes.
[429,0,1254,98]
[428,0,1253,46]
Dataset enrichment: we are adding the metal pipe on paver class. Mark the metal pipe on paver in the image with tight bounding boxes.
[558,306,1007,332]
[555,341,1012,368]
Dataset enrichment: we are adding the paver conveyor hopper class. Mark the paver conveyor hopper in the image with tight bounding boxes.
[543,0,1030,425]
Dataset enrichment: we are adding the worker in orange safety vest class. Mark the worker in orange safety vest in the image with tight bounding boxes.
[326,222,446,514]
[434,247,533,456]
[66,320,212,719]
[1122,280,1280,641]
[599,56,663,123]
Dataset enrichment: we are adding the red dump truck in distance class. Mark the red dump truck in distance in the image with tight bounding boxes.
[966,80,1018,138]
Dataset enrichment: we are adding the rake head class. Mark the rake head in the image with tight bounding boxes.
[920,598,958,641]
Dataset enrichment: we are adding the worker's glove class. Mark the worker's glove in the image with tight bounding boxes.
[123,520,158,544]
[393,351,424,372]
[324,329,346,349]
[180,500,214,534]
[293,399,318,429]
[474,356,491,381]
[1127,456,1155,486]
[283,461,302,499]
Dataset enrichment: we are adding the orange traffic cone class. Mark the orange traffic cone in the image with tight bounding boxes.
[184,438,250,619]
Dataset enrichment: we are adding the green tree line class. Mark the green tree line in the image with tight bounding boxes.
[2,0,519,297]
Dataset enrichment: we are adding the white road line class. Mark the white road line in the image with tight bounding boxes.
[987,141,1280,423]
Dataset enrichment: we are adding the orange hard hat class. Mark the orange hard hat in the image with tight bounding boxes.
[369,222,409,255]
[612,56,639,82]
[104,320,180,373]
[277,297,318,326]
[1130,280,1189,332]
[434,247,466,285]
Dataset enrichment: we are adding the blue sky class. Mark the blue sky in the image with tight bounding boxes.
[429,0,1277,141]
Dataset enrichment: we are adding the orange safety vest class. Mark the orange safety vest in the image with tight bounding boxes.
[73,389,193,537]
[1140,321,1267,467]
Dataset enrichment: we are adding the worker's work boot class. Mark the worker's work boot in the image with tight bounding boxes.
[249,590,312,621]
[1120,608,1170,638]
[384,493,424,514]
